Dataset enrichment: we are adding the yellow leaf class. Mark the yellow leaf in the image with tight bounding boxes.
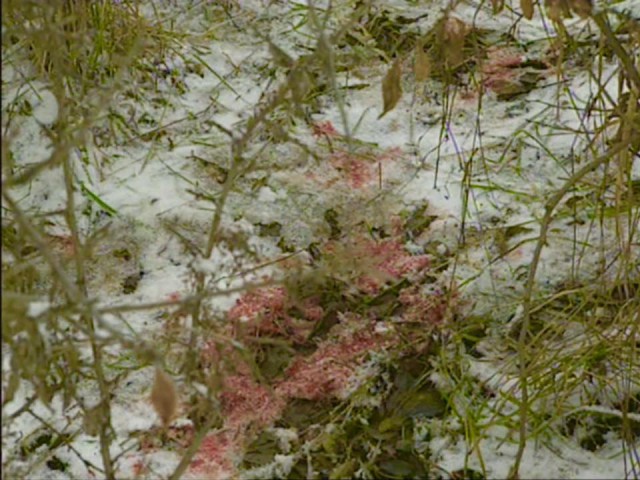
[545,0,571,21]
[442,17,468,69]
[379,59,403,119]
[569,0,592,18]
[150,367,178,427]
[521,0,534,20]
[414,47,431,82]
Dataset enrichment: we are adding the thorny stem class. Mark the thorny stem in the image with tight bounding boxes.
[509,141,628,479]
[19,277,276,326]
[186,10,342,348]
[179,14,363,467]
[56,89,116,477]
[510,8,639,475]
[182,52,295,387]
[3,6,154,478]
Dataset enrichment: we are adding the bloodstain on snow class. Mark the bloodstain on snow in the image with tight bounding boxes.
[398,284,452,326]
[188,319,396,476]
[189,430,240,480]
[131,458,148,478]
[324,236,430,295]
[228,286,288,324]
[227,286,323,344]
[363,238,429,279]
[276,325,390,400]
[482,47,523,93]
[47,234,77,256]
[324,147,404,190]
[186,224,451,477]
[221,375,286,429]
[187,373,285,478]
[167,291,182,302]
[329,151,373,189]
[312,120,339,138]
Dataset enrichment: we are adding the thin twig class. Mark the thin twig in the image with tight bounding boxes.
[509,140,628,478]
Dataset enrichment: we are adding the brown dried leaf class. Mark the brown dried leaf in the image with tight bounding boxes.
[414,46,431,82]
[569,0,592,18]
[521,0,535,20]
[491,0,505,13]
[443,16,468,68]
[150,367,178,427]
[545,0,571,21]
[378,59,403,119]
[546,1,562,21]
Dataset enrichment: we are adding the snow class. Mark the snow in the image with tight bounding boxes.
[431,432,632,479]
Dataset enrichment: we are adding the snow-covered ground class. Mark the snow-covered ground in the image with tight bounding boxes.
[2,1,638,479]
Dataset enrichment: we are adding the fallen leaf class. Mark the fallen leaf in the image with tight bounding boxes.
[491,0,505,13]
[521,0,534,20]
[442,16,468,68]
[379,59,403,119]
[545,0,571,21]
[414,46,431,82]
[569,0,592,18]
[150,366,178,427]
